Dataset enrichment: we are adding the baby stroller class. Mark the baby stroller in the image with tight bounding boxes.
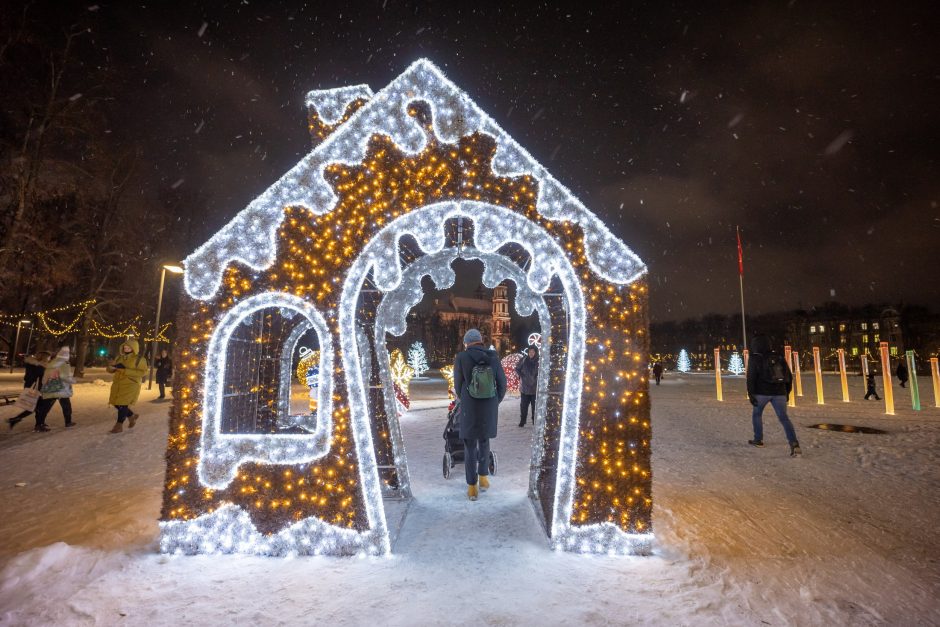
[442,399,497,479]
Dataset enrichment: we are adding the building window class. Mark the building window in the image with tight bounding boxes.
[851,347,859,356]
[819,324,826,332]
[861,322,868,330]
[839,323,846,332]
[862,334,869,343]
[873,334,880,343]
[809,325,816,333]
[840,335,847,345]
[872,322,880,330]
[890,346,898,356]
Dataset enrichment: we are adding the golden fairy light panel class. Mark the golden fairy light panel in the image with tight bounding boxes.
[160,59,651,556]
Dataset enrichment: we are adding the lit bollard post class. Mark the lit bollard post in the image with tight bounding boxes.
[784,345,795,407]
[861,354,869,395]
[792,350,803,397]
[742,349,749,399]
[879,342,894,416]
[714,348,723,401]
[813,346,824,404]
[838,348,850,402]
[906,350,921,411]
[931,358,940,408]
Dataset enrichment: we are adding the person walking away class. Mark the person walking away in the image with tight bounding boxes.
[864,369,881,400]
[514,346,539,426]
[453,329,507,501]
[896,358,909,389]
[107,339,148,434]
[746,334,801,456]
[7,350,51,429]
[652,362,664,386]
[32,347,75,431]
[155,349,173,399]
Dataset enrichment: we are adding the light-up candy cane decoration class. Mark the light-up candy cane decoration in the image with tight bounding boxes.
[812,346,824,404]
[838,348,849,402]
[714,348,723,401]
[930,358,940,408]
[784,345,795,407]
[906,350,921,411]
[792,349,803,397]
[879,341,894,416]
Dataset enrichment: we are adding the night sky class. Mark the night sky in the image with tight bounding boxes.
[39,1,939,321]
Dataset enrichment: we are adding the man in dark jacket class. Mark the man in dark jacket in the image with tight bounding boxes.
[514,346,539,426]
[6,350,50,429]
[453,328,507,501]
[746,335,801,456]
[652,362,664,385]
[896,359,909,388]
[155,349,173,399]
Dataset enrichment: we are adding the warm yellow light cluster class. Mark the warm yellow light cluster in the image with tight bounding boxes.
[161,102,651,537]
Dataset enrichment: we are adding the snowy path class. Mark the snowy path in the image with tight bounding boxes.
[1,374,938,625]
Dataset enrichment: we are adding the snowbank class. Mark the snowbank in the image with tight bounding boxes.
[1,374,938,625]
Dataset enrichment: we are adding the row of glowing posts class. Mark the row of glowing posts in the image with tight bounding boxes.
[712,342,939,414]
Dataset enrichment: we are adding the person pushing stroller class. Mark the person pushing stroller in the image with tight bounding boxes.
[453,329,506,501]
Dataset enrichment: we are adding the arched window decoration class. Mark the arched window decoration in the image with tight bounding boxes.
[198,293,334,489]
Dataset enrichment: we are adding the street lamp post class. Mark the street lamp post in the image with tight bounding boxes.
[9,320,31,373]
[148,264,184,390]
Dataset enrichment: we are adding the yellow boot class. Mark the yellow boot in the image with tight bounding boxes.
[478,475,490,491]
[467,484,478,501]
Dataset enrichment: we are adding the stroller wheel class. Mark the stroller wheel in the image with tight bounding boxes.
[443,452,453,479]
[488,450,498,476]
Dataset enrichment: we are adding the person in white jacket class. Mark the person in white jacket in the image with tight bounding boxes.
[33,346,75,432]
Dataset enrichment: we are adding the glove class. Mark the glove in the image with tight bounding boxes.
[749,396,758,407]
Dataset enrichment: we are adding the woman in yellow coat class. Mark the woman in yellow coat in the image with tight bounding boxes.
[107,338,148,434]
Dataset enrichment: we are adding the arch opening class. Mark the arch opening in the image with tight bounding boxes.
[338,202,586,549]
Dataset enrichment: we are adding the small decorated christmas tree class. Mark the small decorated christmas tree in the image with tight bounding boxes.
[677,348,691,373]
[407,342,429,378]
[728,351,745,375]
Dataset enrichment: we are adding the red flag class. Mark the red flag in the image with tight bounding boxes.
[736,227,744,276]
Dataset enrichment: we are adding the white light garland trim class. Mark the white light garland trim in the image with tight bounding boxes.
[197,292,335,489]
[304,84,374,125]
[373,246,553,511]
[159,503,381,557]
[183,58,646,301]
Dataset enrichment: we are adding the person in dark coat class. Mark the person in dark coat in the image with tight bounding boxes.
[896,359,909,389]
[746,335,800,456]
[6,350,51,429]
[453,328,506,501]
[652,362,664,386]
[155,349,173,399]
[514,346,539,426]
[864,369,881,400]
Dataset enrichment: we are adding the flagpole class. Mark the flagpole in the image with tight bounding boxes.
[737,226,747,352]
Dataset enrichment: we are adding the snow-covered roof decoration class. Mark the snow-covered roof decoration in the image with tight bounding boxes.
[183,58,646,301]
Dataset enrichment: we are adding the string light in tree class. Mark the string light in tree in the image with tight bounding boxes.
[406,342,429,378]
[728,351,745,376]
[676,348,691,373]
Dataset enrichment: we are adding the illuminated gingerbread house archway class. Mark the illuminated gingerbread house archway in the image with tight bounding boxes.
[161,59,652,556]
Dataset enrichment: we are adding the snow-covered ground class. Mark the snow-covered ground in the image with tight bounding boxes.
[1,372,938,625]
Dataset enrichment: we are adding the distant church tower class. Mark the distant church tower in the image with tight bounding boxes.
[491,283,510,353]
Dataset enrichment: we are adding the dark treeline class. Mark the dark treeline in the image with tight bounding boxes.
[0,4,205,372]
